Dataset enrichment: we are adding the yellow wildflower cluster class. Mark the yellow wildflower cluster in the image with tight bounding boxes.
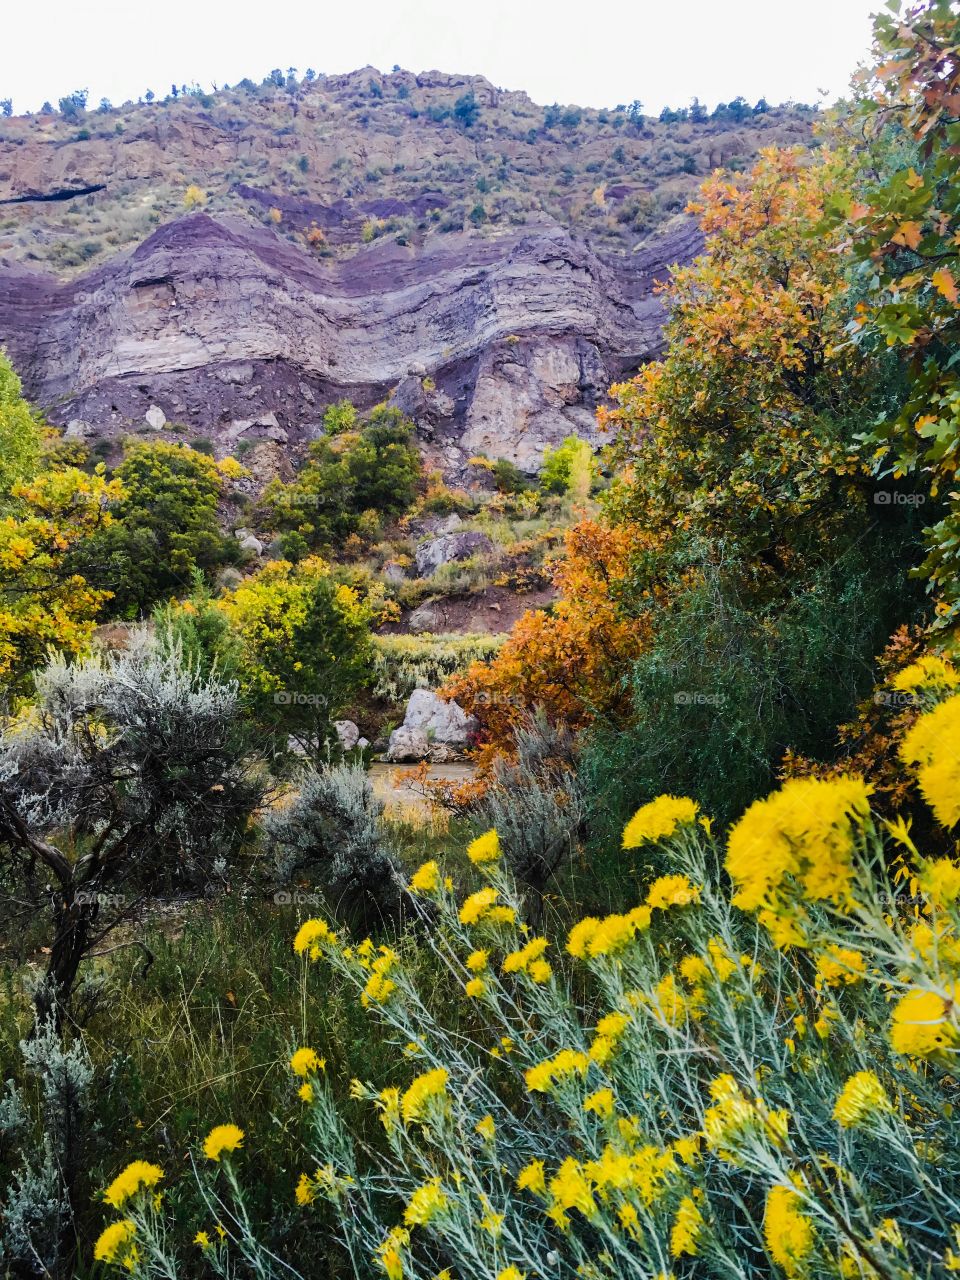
[815,945,866,989]
[622,794,700,847]
[459,886,515,927]
[293,918,336,961]
[403,1176,450,1227]
[726,774,873,922]
[376,1226,408,1280]
[832,1070,893,1129]
[400,1067,449,1125]
[920,858,960,910]
[467,828,501,865]
[646,873,700,910]
[889,985,960,1057]
[409,859,441,895]
[764,1184,815,1278]
[94,1219,138,1268]
[703,1075,788,1162]
[900,694,960,830]
[525,1048,589,1094]
[502,935,552,982]
[670,1194,704,1258]
[103,1160,164,1209]
[362,948,399,1007]
[891,654,959,692]
[203,1123,245,1162]
[289,1047,325,1077]
[566,906,651,959]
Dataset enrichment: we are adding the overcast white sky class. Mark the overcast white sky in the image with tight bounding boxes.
[2,0,880,115]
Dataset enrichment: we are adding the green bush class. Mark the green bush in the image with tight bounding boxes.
[261,405,421,551]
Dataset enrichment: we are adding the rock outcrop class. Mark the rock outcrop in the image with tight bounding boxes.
[0,210,699,475]
[385,688,478,762]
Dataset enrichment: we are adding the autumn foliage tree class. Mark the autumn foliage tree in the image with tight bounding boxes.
[451,148,919,799]
[843,0,960,624]
[0,354,120,697]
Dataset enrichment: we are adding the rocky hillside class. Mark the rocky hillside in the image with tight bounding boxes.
[0,70,815,474]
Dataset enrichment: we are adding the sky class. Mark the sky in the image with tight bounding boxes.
[1,0,881,116]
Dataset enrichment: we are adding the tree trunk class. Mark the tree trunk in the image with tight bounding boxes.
[34,894,95,1032]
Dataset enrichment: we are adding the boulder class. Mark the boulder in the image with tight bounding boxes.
[415,530,494,577]
[144,404,166,431]
[407,602,442,633]
[382,561,407,585]
[64,418,87,438]
[384,725,431,762]
[384,688,478,762]
[335,719,361,751]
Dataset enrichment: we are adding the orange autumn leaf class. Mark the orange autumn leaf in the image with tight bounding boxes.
[932,267,959,304]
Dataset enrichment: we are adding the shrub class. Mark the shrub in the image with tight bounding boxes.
[465,712,585,915]
[260,405,421,551]
[492,457,528,495]
[0,638,262,1023]
[90,674,960,1280]
[539,435,596,499]
[217,556,374,761]
[371,633,504,704]
[0,1017,94,1275]
[265,762,402,929]
[67,441,241,618]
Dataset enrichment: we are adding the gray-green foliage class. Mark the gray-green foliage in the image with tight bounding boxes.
[370,633,503,705]
[0,1017,94,1275]
[470,711,584,911]
[265,761,402,928]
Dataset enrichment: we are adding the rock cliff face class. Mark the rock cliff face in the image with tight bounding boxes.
[0,209,700,473]
[0,69,812,472]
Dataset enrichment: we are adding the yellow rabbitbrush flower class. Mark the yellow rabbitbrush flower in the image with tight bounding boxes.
[94,1219,137,1265]
[703,1075,788,1162]
[293,918,336,960]
[362,949,398,1007]
[517,1159,546,1195]
[400,1068,449,1125]
[622,794,700,846]
[403,1177,449,1227]
[203,1124,245,1162]
[726,774,873,915]
[764,1184,815,1277]
[103,1160,163,1209]
[833,1071,893,1129]
[900,694,960,830]
[567,906,652,959]
[467,828,501,864]
[464,977,487,999]
[891,654,959,692]
[289,1047,324,1077]
[920,858,960,909]
[815,945,867,988]
[409,860,441,894]
[376,1227,408,1280]
[295,1172,316,1205]
[646,873,700,909]
[670,1194,704,1258]
[458,886,499,925]
[525,1049,588,1094]
[583,1087,615,1117]
[502,936,549,974]
[889,985,960,1057]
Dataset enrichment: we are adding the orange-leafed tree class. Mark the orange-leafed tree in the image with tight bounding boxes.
[447,519,662,756]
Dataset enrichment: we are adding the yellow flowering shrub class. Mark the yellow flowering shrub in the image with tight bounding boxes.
[94,680,960,1279]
